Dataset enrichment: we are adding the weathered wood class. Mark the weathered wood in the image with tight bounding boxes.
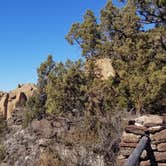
[124,136,149,166]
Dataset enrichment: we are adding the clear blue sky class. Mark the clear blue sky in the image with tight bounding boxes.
[0,0,123,91]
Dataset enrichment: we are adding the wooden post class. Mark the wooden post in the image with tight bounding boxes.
[124,136,149,166]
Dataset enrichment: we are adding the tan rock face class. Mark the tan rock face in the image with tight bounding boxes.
[0,83,36,119]
[95,58,115,80]
[0,93,9,119]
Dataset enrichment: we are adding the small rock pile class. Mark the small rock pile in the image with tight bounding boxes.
[117,114,166,166]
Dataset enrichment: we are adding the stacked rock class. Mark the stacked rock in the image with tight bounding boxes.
[117,114,166,166]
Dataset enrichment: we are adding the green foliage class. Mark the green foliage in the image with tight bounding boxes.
[46,59,87,114]
[0,144,6,161]
[135,0,166,26]
[66,10,101,58]
[37,55,55,92]
[66,1,166,114]
[24,90,46,127]
[27,0,165,118]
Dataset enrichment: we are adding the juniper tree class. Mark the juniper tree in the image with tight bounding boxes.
[66,0,166,114]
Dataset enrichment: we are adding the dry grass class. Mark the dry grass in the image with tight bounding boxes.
[37,152,64,166]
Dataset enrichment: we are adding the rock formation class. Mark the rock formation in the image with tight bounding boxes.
[95,58,115,80]
[0,84,36,119]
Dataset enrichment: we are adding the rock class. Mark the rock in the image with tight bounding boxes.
[140,160,151,166]
[151,129,166,142]
[38,139,50,147]
[121,132,140,143]
[148,126,163,134]
[154,152,166,162]
[6,84,36,119]
[0,163,8,166]
[120,147,134,157]
[141,150,147,160]
[31,119,56,138]
[125,125,147,135]
[117,159,127,166]
[163,114,166,124]
[157,143,166,152]
[135,115,163,127]
[117,155,125,160]
[120,142,137,148]
[151,144,157,150]
[95,58,115,80]
[158,164,166,166]
[0,93,9,119]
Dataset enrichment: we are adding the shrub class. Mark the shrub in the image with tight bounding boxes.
[0,144,6,161]
[24,90,46,127]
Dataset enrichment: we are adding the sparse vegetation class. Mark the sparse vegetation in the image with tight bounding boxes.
[37,152,64,166]
[26,1,166,118]
[24,1,166,164]
[0,114,7,133]
[0,144,6,161]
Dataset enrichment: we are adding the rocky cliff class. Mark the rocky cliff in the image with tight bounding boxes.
[0,84,36,119]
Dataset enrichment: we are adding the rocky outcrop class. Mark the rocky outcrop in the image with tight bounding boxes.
[0,93,9,119]
[117,114,166,166]
[0,84,36,119]
[95,58,115,80]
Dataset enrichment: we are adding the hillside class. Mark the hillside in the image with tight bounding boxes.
[0,0,166,165]
[0,85,121,166]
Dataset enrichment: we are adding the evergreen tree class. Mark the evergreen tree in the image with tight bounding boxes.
[66,0,166,114]
[66,10,101,58]
[46,59,87,114]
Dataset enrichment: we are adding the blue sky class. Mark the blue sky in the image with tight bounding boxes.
[0,0,123,91]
